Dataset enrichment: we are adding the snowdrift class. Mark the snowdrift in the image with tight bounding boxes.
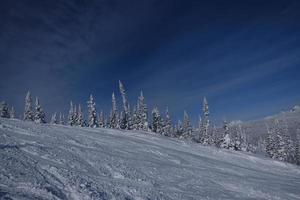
[0,118,300,200]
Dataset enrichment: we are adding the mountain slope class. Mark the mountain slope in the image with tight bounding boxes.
[0,118,300,200]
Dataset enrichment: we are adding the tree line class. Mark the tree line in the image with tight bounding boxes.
[1,80,300,165]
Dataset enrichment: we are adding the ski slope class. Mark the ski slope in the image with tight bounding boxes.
[0,118,300,200]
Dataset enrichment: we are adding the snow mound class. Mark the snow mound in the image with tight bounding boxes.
[0,118,300,200]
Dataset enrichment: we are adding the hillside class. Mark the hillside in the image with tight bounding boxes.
[1,118,300,200]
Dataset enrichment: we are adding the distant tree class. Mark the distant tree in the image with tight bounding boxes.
[195,116,202,142]
[0,101,10,118]
[238,124,248,151]
[175,120,183,138]
[295,135,300,165]
[73,105,78,125]
[68,101,76,126]
[132,105,139,130]
[50,112,58,124]
[109,92,119,129]
[230,124,248,151]
[182,110,192,138]
[220,120,231,149]
[87,94,98,128]
[200,97,211,144]
[59,113,65,125]
[77,104,85,127]
[34,97,46,123]
[164,107,173,136]
[24,91,34,121]
[10,106,15,119]
[137,91,148,131]
[152,107,163,134]
[98,111,105,128]
[119,80,132,130]
[265,119,294,162]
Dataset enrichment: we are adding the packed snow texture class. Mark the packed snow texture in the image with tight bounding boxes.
[0,118,300,200]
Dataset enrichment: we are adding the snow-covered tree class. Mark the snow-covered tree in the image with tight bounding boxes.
[77,104,85,127]
[220,120,231,149]
[24,91,34,121]
[182,110,192,138]
[0,101,10,118]
[295,135,300,165]
[68,101,76,126]
[10,106,15,119]
[119,80,132,130]
[50,112,58,124]
[195,116,202,142]
[98,111,105,128]
[132,105,139,130]
[265,119,293,162]
[200,97,211,144]
[230,124,248,151]
[109,92,119,129]
[175,120,183,138]
[34,97,46,123]
[59,113,65,125]
[137,91,148,131]
[87,94,98,128]
[73,105,78,125]
[163,107,172,136]
[152,107,163,134]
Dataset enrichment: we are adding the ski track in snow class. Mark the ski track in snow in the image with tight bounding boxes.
[0,118,300,200]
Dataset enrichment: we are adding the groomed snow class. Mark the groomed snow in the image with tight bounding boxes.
[0,118,300,200]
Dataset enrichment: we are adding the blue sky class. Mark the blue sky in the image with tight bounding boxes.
[0,0,300,124]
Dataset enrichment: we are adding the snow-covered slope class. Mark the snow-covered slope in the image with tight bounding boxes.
[0,118,300,200]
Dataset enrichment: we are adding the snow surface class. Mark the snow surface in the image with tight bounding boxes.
[0,118,300,200]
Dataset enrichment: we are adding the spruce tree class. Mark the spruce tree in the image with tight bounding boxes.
[87,94,98,128]
[50,112,58,124]
[34,97,46,123]
[152,107,162,134]
[200,97,210,144]
[109,92,119,129]
[119,80,132,130]
[182,110,192,138]
[24,91,34,121]
[98,111,105,128]
[132,105,139,130]
[175,120,183,138]
[137,91,148,131]
[68,101,75,126]
[59,113,65,125]
[77,104,85,127]
[73,105,78,125]
[164,107,172,136]
[220,120,231,149]
[10,106,15,119]
[0,101,10,118]
[295,135,300,165]
[195,116,202,142]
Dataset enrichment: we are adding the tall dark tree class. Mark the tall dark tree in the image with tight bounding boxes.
[10,106,15,119]
[24,91,34,121]
[109,92,119,129]
[152,107,163,134]
[68,101,76,126]
[137,91,148,131]
[87,94,98,128]
[164,107,172,136]
[0,101,10,118]
[182,111,192,138]
[34,97,46,123]
[119,80,132,130]
[77,104,85,127]
[50,112,58,124]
